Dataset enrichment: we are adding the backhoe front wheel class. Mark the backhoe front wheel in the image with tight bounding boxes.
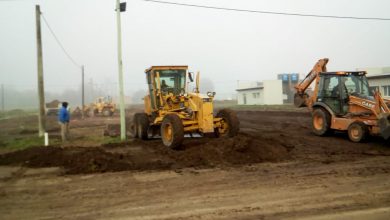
[161,114,184,149]
[312,108,331,136]
[216,109,239,137]
[348,122,368,143]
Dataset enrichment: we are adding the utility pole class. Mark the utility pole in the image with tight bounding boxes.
[1,84,4,112]
[81,65,85,118]
[35,5,46,137]
[116,0,126,141]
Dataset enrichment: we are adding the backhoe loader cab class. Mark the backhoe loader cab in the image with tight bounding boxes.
[130,66,239,149]
[295,58,390,142]
[317,71,372,116]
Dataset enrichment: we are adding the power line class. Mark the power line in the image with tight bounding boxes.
[142,0,390,21]
[41,13,81,68]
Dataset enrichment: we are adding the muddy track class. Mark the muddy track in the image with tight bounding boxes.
[1,110,390,220]
[0,110,389,175]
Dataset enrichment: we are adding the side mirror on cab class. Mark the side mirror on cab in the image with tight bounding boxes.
[188,72,194,82]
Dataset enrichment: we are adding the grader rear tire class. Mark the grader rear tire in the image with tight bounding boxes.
[128,113,140,138]
[102,108,111,117]
[137,113,149,140]
[161,114,184,149]
[216,109,239,137]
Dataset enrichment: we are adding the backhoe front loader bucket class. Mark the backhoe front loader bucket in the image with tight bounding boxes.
[378,113,390,140]
[294,93,308,108]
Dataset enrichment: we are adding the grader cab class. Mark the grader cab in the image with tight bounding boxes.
[130,66,239,148]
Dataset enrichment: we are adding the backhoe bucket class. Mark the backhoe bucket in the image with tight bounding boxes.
[294,93,307,108]
[378,113,390,140]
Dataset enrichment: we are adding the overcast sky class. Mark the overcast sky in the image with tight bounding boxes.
[1,0,390,100]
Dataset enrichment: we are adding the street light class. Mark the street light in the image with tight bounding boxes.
[116,0,126,140]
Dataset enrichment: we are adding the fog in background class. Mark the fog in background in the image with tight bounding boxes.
[1,0,390,109]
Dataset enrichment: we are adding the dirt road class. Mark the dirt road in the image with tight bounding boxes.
[1,110,390,219]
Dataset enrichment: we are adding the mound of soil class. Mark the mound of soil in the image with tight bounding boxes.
[157,134,291,169]
[0,134,291,174]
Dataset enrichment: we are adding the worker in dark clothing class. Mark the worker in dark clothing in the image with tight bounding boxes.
[161,79,169,92]
[58,102,70,142]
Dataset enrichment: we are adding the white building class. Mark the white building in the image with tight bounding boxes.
[357,67,390,98]
[236,80,283,105]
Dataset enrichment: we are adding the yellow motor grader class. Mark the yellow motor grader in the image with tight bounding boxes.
[130,66,239,149]
[84,96,116,117]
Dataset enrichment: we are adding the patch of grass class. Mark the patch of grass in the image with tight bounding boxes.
[102,136,124,145]
[0,109,37,120]
[0,136,59,151]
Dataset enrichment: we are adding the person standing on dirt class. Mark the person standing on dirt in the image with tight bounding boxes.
[58,102,70,142]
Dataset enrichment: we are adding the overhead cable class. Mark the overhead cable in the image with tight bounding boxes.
[41,13,81,68]
[142,0,390,21]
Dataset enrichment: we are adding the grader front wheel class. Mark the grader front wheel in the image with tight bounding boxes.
[102,108,111,117]
[216,109,239,137]
[161,114,184,149]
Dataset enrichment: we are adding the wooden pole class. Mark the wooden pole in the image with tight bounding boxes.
[1,84,4,111]
[81,65,85,119]
[35,5,46,137]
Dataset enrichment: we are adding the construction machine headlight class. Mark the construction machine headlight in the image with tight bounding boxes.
[207,92,216,97]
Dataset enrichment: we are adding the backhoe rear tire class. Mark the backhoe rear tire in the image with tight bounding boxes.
[348,122,368,143]
[137,113,149,140]
[312,108,331,136]
[161,114,184,149]
[216,109,239,137]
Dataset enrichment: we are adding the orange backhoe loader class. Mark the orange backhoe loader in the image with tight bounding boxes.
[294,58,390,142]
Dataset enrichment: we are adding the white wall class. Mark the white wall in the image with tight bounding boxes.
[368,77,390,98]
[237,88,263,105]
[237,80,283,105]
[263,80,283,105]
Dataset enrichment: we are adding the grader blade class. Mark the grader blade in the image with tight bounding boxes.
[378,113,390,140]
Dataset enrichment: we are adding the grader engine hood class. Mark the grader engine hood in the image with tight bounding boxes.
[187,93,215,133]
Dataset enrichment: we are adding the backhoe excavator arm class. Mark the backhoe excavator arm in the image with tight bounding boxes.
[294,58,329,108]
[374,91,390,139]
